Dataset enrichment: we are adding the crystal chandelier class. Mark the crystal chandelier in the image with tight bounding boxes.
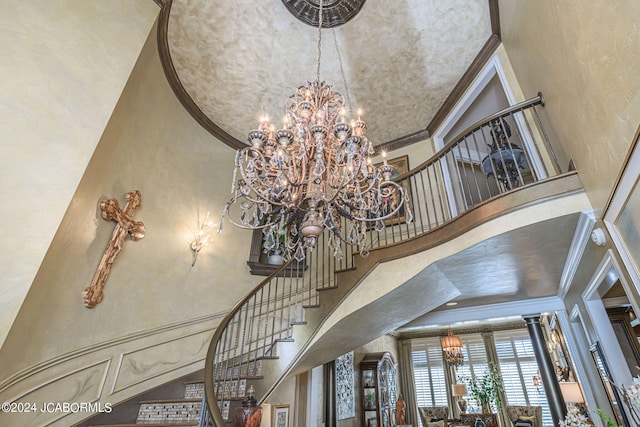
[220,0,411,261]
[441,329,464,367]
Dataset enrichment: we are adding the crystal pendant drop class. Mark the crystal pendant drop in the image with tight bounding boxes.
[294,245,306,262]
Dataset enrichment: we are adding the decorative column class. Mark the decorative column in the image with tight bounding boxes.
[523,314,567,425]
[324,360,336,427]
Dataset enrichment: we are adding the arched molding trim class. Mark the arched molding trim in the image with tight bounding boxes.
[156,1,246,150]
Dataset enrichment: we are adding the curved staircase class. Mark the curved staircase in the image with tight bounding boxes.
[198,94,583,426]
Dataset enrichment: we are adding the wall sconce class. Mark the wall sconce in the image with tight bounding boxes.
[191,212,215,266]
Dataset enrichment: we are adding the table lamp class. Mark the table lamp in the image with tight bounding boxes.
[452,383,468,414]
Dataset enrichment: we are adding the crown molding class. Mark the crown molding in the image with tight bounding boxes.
[558,210,596,299]
[396,296,565,336]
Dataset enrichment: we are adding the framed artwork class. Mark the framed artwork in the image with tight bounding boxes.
[272,404,290,427]
[372,154,411,226]
[336,351,355,420]
[604,127,640,289]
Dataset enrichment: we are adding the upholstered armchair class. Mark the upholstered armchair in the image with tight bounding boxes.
[418,406,449,427]
[506,405,542,427]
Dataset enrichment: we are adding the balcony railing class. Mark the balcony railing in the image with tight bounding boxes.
[201,93,561,426]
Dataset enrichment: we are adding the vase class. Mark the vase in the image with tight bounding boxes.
[481,402,491,415]
[268,250,284,265]
[475,418,486,427]
[233,386,263,427]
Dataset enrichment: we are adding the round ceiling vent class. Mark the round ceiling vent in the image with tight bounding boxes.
[281,0,366,28]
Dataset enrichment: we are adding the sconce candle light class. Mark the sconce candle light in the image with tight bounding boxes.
[191,212,216,266]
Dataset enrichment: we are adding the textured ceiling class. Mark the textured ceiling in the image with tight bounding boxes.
[166,0,492,146]
[398,213,581,331]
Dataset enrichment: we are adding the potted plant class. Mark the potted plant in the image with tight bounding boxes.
[462,362,504,415]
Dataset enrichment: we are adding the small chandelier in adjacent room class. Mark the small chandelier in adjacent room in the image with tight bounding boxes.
[220,0,410,261]
[441,329,464,367]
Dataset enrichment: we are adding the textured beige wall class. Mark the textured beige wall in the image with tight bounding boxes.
[499,0,640,215]
[0,15,258,427]
[0,1,158,348]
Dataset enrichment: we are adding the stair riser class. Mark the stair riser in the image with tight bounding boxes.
[136,401,201,425]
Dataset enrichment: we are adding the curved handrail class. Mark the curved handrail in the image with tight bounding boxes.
[202,93,561,425]
[395,93,547,181]
[204,259,296,426]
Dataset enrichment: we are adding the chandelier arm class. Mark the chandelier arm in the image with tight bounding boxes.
[222,197,278,230]
[322,171,357,204]
[325,168,378,209]
[346,182,408,222]
[292,149,308,201]
[235,152,293,208]
[234,176,292,208]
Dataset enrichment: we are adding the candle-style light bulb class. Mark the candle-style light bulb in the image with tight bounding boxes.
[382,150,388,165]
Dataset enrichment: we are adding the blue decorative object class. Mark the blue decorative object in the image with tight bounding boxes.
[475,418,486,427]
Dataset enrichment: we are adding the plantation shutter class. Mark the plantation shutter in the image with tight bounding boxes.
[494,329,553,426]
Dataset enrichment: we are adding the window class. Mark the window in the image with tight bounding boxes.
[494,329,553,427]
[412,338,448,409]
[411,329,554,427]
[455,334,489,412]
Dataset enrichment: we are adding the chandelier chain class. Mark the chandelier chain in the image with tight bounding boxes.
[316,0,323,83]
[333,29,352,110]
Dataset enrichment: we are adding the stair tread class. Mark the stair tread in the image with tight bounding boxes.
[215,375,264,380]
[139,398,201,404]
[317,285,339,291]
[335,266,357,273]
[89,423,199,427]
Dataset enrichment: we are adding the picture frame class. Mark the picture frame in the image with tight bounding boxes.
[272,404,290,427]
[603,126,640,290]
[367,417,378,427]
[372,154,411,227]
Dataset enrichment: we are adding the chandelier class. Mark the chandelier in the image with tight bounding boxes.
[221,0,410,261]
[441,329,464,367]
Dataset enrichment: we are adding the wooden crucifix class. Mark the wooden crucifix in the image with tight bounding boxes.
[83,190,145,308]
